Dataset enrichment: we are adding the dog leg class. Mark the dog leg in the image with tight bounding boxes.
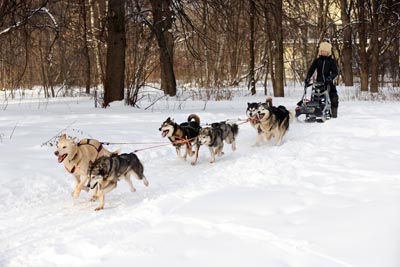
[217,144,224,157]
[72,175,89,198]
[209,147,216,163]
[71,175,81,196]
[254,132,262,146]
[95,181,117,211]
[231,140,237,151]
[90,186,99,202]
[187,143,194,157]
[182,146,188,161]
[176,147,186,161]
[191,143,200,166]
[275,131,284,146]
[142,177,149,187]
[124,175,136,192]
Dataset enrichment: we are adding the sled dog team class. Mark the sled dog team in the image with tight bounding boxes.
[54,97,293,210]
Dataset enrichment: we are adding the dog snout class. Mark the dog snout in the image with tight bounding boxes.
[54,151,59,156]
[158,127,162,131]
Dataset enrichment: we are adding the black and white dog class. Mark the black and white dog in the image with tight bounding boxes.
[159,114,202,164]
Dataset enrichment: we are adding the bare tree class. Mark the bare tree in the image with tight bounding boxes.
[355,0,369,92]
[339,0,354,86]
[261,0,284,97]
[81,0,91,94]
[248,0,256,95]
[149,0,177,96]
[103,0,126,107]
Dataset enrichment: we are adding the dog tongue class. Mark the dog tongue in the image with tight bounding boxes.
[58,154,66,163]
[162,130,168,137]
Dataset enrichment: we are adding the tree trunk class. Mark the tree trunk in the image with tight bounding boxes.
[269,0,284,97]
[103,0,126,107]
[202,0,210,87]
[81,0,91,94]
[357,0,369,92]
[248,0,256,95]
[150,0,176,96]
[274,0,284,97]
[369,0,379,93]
[89,0,103,86]
[340,0,354,86]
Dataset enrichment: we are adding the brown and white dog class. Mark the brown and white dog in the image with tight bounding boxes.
[159,114,202,165]
[54,134,119,198]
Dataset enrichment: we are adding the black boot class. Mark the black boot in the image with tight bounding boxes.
[332,107,338,118]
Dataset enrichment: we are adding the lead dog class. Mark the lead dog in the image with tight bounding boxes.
[87,153,149,211]
[54,134,119,198]
[159,114,201,165]
[198,122,239,163]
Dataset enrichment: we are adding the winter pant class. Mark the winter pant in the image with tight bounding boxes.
[330,93,339,118]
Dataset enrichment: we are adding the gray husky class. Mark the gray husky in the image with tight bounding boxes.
[198,122,239,163]
[87,153,149,211]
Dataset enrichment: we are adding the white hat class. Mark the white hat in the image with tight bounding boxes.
[319,42,332,56]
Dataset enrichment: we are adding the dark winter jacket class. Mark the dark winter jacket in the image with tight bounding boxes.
[305,55,338,96]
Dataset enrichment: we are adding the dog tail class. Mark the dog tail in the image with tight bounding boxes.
[131,153,145,180]
[265,96,273,107]
[231,123,239,137]
[187,114,200,124]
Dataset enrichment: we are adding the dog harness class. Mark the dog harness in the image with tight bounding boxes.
[65,139,103,175]
[78,139,103,154]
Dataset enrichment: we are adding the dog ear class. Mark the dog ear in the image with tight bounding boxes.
[72,137,77,143]
[60,134,66,140]
[266,97,273,107]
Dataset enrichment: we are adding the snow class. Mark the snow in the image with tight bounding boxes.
[1,86,400,267]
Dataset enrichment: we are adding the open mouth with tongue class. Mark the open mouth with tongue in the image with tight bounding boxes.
[161,129,169,137]
[258,113,265,120]
[58,153,67,163]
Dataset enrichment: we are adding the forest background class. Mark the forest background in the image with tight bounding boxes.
[0,0,399,107]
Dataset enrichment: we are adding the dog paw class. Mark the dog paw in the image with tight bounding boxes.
[95,206,103,211]
[191,161,197,166]
[81,186,90,192]
[130,188,136,192]
[72,191,80,198]
[90,196,98,202]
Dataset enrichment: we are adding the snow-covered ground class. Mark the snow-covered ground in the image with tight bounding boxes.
[1,86,400,267]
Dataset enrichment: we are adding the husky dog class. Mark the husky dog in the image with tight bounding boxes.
[257,97,293,145]
[87,153,149,211]
[54,134,119,198]
[210,121,239,151]
[246,102,263,145]
[198,122,239,163]
[159,114,201,165]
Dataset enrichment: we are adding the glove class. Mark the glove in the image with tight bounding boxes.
[304,78,310,85]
